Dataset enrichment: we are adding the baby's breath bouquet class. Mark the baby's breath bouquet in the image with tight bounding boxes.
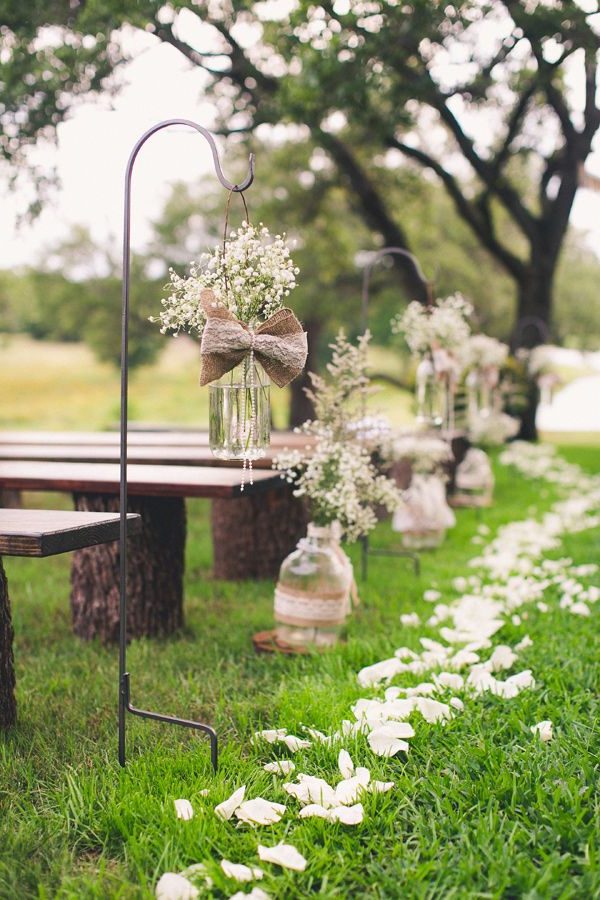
[152,221,299,337]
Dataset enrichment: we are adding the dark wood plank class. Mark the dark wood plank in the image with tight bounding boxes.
[0,508,141,557]
[0,461,283,499]
[0,430,311,449]
[0,444,285,468]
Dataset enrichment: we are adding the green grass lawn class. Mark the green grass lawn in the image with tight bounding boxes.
[0,447,599,898]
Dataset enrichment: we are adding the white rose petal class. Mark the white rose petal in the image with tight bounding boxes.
[369,780,395,793]
[285,774,337,808]
[298,803,331,819]
[220,860,264,882]
[174,799,194,821]
[424,589,442,602]
[400,612,421,627]
[416,697,451,723]
[156,873,199,900]
[531,720,553,742]
[515,635,533,651]
[253,729,288,744]
[329,803,364,825]
[215,786,246,821]
[334,773,370,806]
[282,735,312,753]
[434,672,464,691]
[263,760,295,776]
[235,798,286,826]
[488,645,517,672]
[570,602,590,616]
[229,889,270,900]
[338,749,354,779]
[258,843,307,872]
[368,724,411,757]
[449,697,464,711]
[357,657,403,687]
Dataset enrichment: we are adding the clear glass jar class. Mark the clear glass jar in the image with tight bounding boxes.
[466,368,494,420]
[209,358,270,460]
[275,523,352,648]
[416,357,444,429]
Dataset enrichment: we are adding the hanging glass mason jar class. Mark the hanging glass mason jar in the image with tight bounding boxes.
[274,523,353,648]
[392,473,456,550]
[415,357,444,429]
[209,357,270,460]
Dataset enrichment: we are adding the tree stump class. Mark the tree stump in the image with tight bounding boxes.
[0,557,17,729]
[70,494,186,643]
[211,486,308,580]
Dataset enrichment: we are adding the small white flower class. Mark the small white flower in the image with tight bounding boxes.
[258,843,307,872]
[174,799,194,821]
[531,720,553,742]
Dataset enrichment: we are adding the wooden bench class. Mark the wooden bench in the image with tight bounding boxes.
[0,461,306,642]
[0,508,141,728]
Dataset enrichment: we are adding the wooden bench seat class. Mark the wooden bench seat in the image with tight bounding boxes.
[0,508,141,729]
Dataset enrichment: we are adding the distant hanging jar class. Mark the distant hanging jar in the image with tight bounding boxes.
[209,356,270,461]
[415,356,444,429]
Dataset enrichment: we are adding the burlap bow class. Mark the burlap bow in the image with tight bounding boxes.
[199,289,308,387]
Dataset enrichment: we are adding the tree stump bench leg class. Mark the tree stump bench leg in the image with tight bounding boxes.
[70,494,186,643]
[211,486,308,581]
[0,557,17,729]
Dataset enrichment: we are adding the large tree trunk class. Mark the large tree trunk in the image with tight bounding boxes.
[512,253,555,442]
[289,317,321,428]
[70,494,185,643]
[0,558,17,729]
[212,486,308,580]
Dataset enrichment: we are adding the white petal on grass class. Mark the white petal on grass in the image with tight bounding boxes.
[400,612,420,627]
[156,873,199,900]
[215,786,246,821]
[357,657,403,687]
[531,720,553,742]
[253,729,288,744]
[303,727,329,743]
[329,803,364,825]
[234,798,286,826]
[515,635,533,651]
[179,864,212,888]
[284,775,337,808]
[220,860,264,882]
[570,601,590,616]
[369,780,395,794]
[338,749,354,779]
[368,725,411,757]
[229,889,270,900]
[174,799,194,821]
[424,589,441,602]
[488,645,517,672]
[258,843,307,872]
[416,697,451,723]
[263,760,295,776]
[335,774,370,806]
[281,735,312,752]
[298,803,331,819]
[434,672,464,691]
[450,697,465,711]
[198,789,210,797]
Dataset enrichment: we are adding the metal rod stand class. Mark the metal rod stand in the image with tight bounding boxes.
[118,119,254,770]
[360,535,420,581]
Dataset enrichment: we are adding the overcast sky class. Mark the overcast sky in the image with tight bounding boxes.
[1,21,600,272]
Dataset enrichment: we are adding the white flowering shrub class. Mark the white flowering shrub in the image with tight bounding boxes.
[462,334,509,371]
[468,411,520,447]
[276,440,400,543]
[151,222,299,337]
[275,331,401,542]
[391,293,473,356]
[383,433,452,474]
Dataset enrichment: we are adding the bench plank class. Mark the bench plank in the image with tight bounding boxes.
[0,509,141,557]
[0,461,282,499]
[0,444,281,468]
[0,430,310,449]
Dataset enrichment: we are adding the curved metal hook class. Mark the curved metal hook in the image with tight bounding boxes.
[361,246,432,333]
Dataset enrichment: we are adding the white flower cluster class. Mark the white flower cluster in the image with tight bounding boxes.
[275,331,401,542]
[517,344,557,377]
[276,439,400,543]
[152,222,299,337]
[383,432,452,474]
[391,293,473,356]
[462,334,509,371]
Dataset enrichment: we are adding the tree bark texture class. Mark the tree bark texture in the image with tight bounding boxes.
[70,494,185,643]
[289,317,321,428]
[211,486,308,580]
[0,558,17,729]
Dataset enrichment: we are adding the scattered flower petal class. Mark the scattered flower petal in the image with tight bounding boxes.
[338,749,354,779]
[174,799,194,821]
[258,843,307,872]
[329,803,364,825]
[156,873,198,900]
[235,798,286,826]
[215,786,246,821]
[220,860,263,882]
[263,760,295,776]
[531,720,553,742]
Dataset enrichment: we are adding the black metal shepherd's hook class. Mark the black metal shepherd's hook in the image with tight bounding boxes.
[118,119,255,770]
[360,246,433,334]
